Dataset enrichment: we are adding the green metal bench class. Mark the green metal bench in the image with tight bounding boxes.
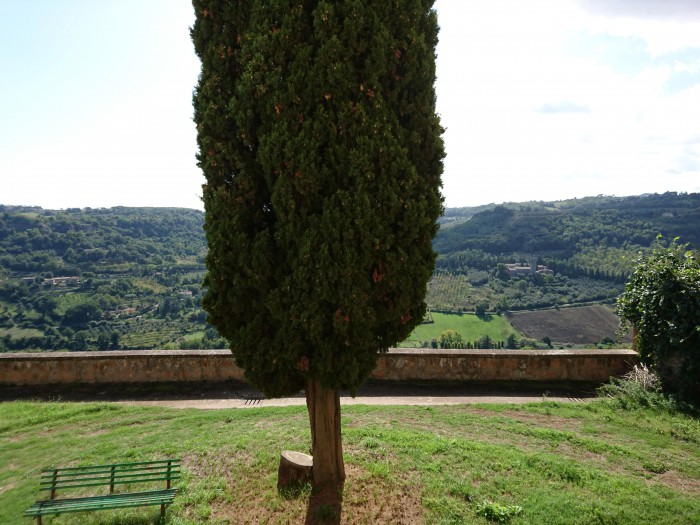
[24,459,180,524]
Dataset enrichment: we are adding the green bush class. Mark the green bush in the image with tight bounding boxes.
[617,239,700,403]
[476,500,523,524]
[597,364,678,411]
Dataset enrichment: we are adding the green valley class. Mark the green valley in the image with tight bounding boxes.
[1,191,698,351]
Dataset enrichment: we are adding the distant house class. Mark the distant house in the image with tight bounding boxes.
[505,261,553,277]
[43,276,80,286]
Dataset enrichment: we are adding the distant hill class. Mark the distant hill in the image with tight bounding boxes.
[0,206,216,352]
[1,192,698,351]
[427,192,700,313]
[0,205,205,274]
[436,192,700,257]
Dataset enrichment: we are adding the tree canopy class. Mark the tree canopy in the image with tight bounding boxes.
[192,0,444,398]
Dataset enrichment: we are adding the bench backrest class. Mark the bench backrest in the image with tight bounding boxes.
[40,459,181,499]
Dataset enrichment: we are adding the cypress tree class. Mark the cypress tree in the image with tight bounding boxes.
[192,0,443,508]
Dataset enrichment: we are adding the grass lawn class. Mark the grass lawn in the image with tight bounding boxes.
[1,400,698,524]
[0,326,44,339]
[401,312,520,347]
[182,331,205,342]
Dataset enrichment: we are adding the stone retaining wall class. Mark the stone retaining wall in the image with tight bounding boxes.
[0,349,638,386]
[372,348,638,382]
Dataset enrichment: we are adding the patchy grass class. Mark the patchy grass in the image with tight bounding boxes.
[0,400,698,524]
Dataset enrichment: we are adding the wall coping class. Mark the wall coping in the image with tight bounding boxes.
[384,348,637,357]
[0,348,638,361]
[0,350,233,360]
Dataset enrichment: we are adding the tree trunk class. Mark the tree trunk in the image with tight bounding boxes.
[306,378,345,487]
[305,378,345,524]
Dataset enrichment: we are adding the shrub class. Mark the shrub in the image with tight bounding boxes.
[439,329,466,349]
[597,364,675,411]
[617,239,700,403]
[476,501,523,524]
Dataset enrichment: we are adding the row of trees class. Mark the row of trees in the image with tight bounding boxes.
[428,330,519,349]
[426,331,557,350]
[437,249,631,283]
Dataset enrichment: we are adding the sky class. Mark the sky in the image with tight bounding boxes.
[1,0,699,210]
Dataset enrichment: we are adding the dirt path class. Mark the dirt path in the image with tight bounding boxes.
[113,383,595,410]
[1,381,597,409]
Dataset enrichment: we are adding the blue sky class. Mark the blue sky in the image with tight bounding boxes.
[1,0,699,210]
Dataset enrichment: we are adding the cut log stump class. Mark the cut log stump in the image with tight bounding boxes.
[277,450,313,490]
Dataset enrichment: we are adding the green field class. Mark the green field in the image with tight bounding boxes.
[0,327,44,339]
[1,399,698,524]
[401,312,520,347]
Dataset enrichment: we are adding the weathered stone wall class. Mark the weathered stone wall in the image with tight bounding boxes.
[0,349,638,386]
[373,348,638,382]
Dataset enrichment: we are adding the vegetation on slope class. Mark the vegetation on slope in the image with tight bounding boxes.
[429,192,700,313]
[0,206,220,351]
[1,192,698,351]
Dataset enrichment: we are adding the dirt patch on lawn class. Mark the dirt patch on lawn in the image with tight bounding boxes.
[651,470,700,496]
[181,451,423,524]
[468,407,582,433]
[341,464,424,524]
[209,463,423,525]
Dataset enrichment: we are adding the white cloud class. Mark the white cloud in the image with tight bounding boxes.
[434,0,700,207]
[537,102,591,114]
[577,0,700,21]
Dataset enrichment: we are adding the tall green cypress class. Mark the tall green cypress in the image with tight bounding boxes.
[192,0,443,506]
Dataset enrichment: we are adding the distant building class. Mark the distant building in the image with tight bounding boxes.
[43,276,80,286]
[505,261,553,277]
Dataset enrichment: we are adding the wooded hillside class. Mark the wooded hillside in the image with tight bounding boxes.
[0,206,216,351]
[1,192,698,351]
[429,192,700,312]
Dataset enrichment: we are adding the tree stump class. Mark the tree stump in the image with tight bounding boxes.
[277,450,313,491]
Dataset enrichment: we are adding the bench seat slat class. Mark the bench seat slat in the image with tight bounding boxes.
[24,489,177,517]
[41,459,179,472]
[41,468,181,478]
[39,473,181,491]
[41,465,180,478]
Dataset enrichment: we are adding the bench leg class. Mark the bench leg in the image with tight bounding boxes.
[37,516,42,525]
[161,503,165,518]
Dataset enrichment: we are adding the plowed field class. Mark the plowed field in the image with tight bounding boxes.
[507,304,633,345]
